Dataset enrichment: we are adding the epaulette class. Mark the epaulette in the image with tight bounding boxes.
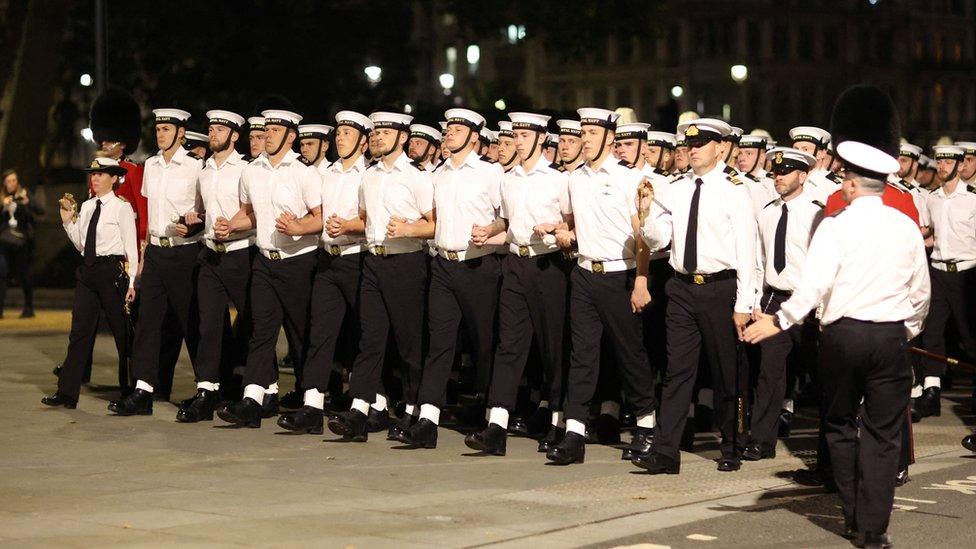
[744,172,759,182]
[968,185,976,194]
[479,155,497,164]
[410,159,424,170]
[900,179,916,190]
[549,162,563,171]
[828,171,843,184]
[556,164,567,172]
[653,167,670,177]
[763,198,778,209]
[723,164,743,185]
[186,151,202,160]
[618,159,633,168]
[670,171,691,183]
[299,156,313,166]
[812,200,825,208]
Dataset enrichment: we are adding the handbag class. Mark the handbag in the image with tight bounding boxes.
[0,226,26,248]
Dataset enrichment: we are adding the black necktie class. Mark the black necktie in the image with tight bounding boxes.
[773,203,788,274]
[683,178,703,273]
[84,199,102,266]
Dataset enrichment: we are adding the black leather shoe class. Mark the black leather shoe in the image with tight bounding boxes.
[680,421,695,452]
[621,427,654,460]
[52,365,62,377]
[717,455,742,472]
[278,390,302,410]
[632,451,679,474]
[41,392,77,409]
[546,431,585,465]
[741,442,776,461]
[859,531,893,549]
[916,387,941,418]
[595,413,621,445]
[261,393,279,418]
[792,467,838,491]
[910,397,923,423]
[176,389,220,423]
[537,427,563,453]
[962,431,976,453]
[366,407,391,433]
[842,523,858,539]
[216,397,263,427]
[388,414,415,442]
[278,405,324,434]
[108,388,153,416]
[777,410,793,439]
[894,468,909,487]
[464,423,507,456]
[327,409,368,442]
[403,417,438,449]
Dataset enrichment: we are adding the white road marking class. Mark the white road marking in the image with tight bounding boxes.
[894,496,937,504]
[686,533,718,541]
[892,504,917,511]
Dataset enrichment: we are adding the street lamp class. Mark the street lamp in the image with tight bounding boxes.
[439,73,455,94]
[670,85,684,99]
[494,99,506,110]
[730,64,748,83]
[364,65,382,85]
[79,73,93,87]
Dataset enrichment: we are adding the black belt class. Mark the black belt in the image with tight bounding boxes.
[90,255,124,264]
[832,317,904,329]
[674,269,735,285]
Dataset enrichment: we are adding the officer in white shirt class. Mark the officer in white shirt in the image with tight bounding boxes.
[744,140,930,548]
[956,141,976,188]
[737,134,778,218]
[406,123,442,171]
[44,158,138,409]
[543,107,656,466]
[635,118,757,474]
[916,145,976,418]
[463,111,572,456]
[297,124,334,167]
[277,110,373,435]
[110,108,204,416]
[396,108,503,449]
[175,109,253,423]
[214,108,322,428]
[742,147,823,461]
[246,116,266,161]
[791,126,842,204]
[327,111,435,443]
[495,121,519,173]
[556,119,584,172]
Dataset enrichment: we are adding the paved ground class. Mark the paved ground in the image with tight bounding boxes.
[3,308,976,548]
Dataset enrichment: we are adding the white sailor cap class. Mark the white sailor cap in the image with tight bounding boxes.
[726,126,744,142]
[298,124,334,139]
[247,116,266,131]
[675,132,686,147]
[647,131,677,148]
[479,126,497,144]
[261,109,303,128]
[767,146,817,173]
[765,139,778,152]
[577,107,619,129]
[837,141,900,179]
[334,110,373,134]
[152,108,191,126]
[545,133,558,147]
[369,111,412,131]
[410,123,441,144]
[183,131,208,146]
[955,141,976,156]
[556,119,582,136]
[84,156,127,176]
[789,126,830,148]
[933,145,965,160]
[439,121,448,133]
[444,108,486,131]
[677,118,731,143]
[738,134,768,149]
[206,110,245,130]
[615,122,650,141]
[497,121,514,138]
[919,154,934,169]
[509,112,551,131]
[898,143,923,159]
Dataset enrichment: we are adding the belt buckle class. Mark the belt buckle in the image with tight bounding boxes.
[373,245,385,256]
[592,261,604,273]
[947,262,957,273]
[329,245,341,255]
[518,246,529,257]
[159,237,172,248]
[692,274,705,285]
[269,250,282,261]
[447,251,459,261]
[214,241,226,253]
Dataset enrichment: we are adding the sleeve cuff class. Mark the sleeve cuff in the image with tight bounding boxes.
[776,311,795,331]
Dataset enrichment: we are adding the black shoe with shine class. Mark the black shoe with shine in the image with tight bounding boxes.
[464,423,507,456]
[366,407,391,433]
[717,454,742,472]
[963,431,976,453]
[388,414,415,442]
[916,387,941,418]
[859,531,894,549]
[261,393,279,418]
[792,467,838,491]
[176,389,220,423]
[41,392,77,409]
[894,468,909,487]
[403,417,438,449]
[910,397,923,423]
[777,410,793,439]
[52,365,62,377]
[216,397,263,427]
[537,427,563,453]
[620,427,654,461]
[631,451,679,474]
[108,388,153,416]
[546,431,585,465]
[278,405,324,434]
[741,442,776,461]
[595,413,621,445]
[327,409,368,442]
[278,390,302,410]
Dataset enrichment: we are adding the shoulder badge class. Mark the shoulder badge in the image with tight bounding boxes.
[548,162,563,171]
[653,167,670,177]
[299,156,313,166]
[828,171,843,184]
[744,172,759,182]
[618,159,633,168]
[968,185,976,194]
[479,154,497,164]
[186,150,202,160]
[410,159,424,170]
[723,164,743,185]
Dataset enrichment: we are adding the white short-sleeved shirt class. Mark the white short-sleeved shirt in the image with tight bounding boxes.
[500,160,570,246]
[320,156,367,247]
[569,158,642,263]
[432,151,503,251]
[240,150,322,257]
[359,152,433,249]
[926,182,976,266]
[200,151,253,242]
[142,147,203,240]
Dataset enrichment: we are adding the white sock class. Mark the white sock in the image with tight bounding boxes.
[698,388,714,409]
[404,404,417,417]
[351,398,370,415]
[636,412,656,429]
[488,407,509,429]
[538,399,549,410]
[196,381,219,392]
[420,403,440,425]
[371,393,388,412]
[551,410,565,428]
[566,418,586,436]
[599,400,620,418]
[911,385,923,398]
[135,380,154,393]
[688,403,696,417]
[923,376,941,390]
[266,382,279,395]
[304,388,325,410]
[783,399,794,413]
[243,384,265,403]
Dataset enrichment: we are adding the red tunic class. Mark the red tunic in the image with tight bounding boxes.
[115,159,147,244]
[823,184,919,226]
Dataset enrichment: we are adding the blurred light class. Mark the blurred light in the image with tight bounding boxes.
[868,0,879,5]
[722,104,731,121]
[439,73,455,90]
[81,127,94,142]
[670,85,684,99]
[79,73,93,87]
[446,47,457,63]
[364,65,382,84]
[494,99,506,110]
[466,45,480,65]
[404,104,413,114]
[730,64,748,82]
[506,24,526,44]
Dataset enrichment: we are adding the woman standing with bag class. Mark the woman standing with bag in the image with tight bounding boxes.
[0,168,45,318]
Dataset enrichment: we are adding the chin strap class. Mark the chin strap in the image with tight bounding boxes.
[380,129,404,158]
[449,125,478,155]
[269,128,292,157]
[341,132,366,160]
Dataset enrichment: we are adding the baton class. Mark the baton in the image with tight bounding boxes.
[909,347,976,373]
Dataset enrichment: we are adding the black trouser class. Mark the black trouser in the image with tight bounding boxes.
[920,267,976,376]
[0,241,33,312]
[194,246,254,384]
[304,251,363,392]
[57,258,128,400]
[418,254,501,407]
[488,252,569,411]
[563,267,656,423]
[242,251,316,389]
[820,318,911,535]
[655,276,740,460]
[131,243,200,387]
[752,291,802,447]
[349,251,427,403]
